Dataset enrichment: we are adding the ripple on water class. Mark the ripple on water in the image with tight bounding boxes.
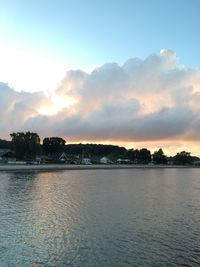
[1,169,200,266]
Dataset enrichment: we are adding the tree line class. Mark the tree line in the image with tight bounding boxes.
[0,131,198,165]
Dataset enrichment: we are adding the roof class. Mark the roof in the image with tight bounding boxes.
[0,149,12,157]
[50,152,67,160]
[100,156,109,160]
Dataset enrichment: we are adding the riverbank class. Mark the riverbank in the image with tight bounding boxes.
[0,163,199,171]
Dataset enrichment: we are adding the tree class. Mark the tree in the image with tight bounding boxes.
[137,148,151,163]
[153,148,167,164]
[173,151,193,165]
[43,137,66,154]
[126,149,136,161]
[10,132,41,160]
[65,143,126,157]
[0,139,11,149]
[126,148,151,163]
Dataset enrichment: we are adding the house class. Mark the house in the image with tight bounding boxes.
[35,155,51,164]
[100,156,113,164]
[116,158,131,164]
[50,152,68,162]
[100,157,109,164]
[37,152,68,163]
[82,158,92,165]
[0,149,15,162]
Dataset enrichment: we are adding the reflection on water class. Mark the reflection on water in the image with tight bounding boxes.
[1,169,200,266]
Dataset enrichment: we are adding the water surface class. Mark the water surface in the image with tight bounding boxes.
[1,168,200,266]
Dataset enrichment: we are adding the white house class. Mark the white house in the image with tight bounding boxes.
[51,152,68,162]
[116,158,131,164]
[82,158,92,165]
[100,157,109,164]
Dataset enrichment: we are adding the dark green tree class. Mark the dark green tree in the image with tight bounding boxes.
[126,148,151,163]
[10,132,41,160]
[43,137,66,154]
[126,149,136,161]
[173,151,193,165]
[137,148,151,163]
[153,148,167,164]
[0,139,11,149]
[65,143,126,157]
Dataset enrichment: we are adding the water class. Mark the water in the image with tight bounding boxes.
[1,168,200,266]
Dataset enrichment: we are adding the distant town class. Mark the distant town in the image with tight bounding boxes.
[0,131,199,166]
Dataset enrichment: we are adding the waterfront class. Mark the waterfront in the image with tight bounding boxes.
[1,169,200,266]
[0,163,198,172]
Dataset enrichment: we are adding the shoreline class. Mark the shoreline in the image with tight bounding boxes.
[0,164,199,172]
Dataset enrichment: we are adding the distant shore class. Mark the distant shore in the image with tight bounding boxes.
[0,164,199,172]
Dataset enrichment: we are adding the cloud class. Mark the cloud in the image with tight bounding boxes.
[1,49,200,154]
[0,82,47,135]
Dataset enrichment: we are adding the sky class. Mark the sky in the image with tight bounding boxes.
[0,0,200,155]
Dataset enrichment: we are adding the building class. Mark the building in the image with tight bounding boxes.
[100,156,113,164]
[50,152,68,162]
[82,158,92,165]
[0,149,15,162]
[116,158,131,164]
[100,157,109,164]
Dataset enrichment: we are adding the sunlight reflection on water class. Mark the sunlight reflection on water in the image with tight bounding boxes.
[1,169,200,266]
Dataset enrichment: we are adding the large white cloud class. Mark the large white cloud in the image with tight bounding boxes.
[1,49,200,153]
